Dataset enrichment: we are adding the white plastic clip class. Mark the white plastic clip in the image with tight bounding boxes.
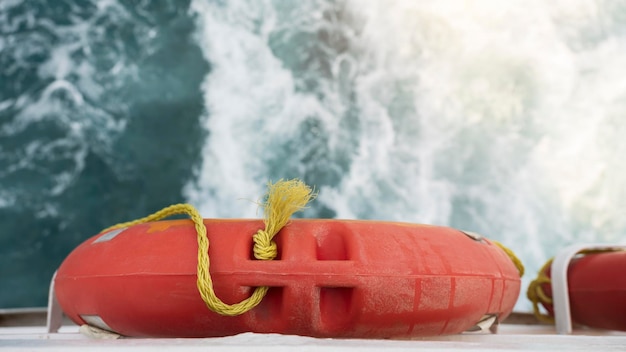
[550,243,626,334]
[46,271,63,333]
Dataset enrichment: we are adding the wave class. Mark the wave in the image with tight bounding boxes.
[188,0,626,309]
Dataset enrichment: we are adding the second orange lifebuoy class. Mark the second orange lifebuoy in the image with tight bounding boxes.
[533,250,626,332]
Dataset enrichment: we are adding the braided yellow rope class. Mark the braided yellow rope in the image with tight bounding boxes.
[102,178,316,316]
[526,258,555,323]
[492,240,525,277]
[101,203,198,234]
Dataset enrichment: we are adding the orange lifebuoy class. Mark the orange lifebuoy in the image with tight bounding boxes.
[55,219,520,338]
[533,251,626,332]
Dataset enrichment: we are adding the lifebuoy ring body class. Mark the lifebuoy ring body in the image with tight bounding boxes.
[539,251,626,331]
[55,219,520,338]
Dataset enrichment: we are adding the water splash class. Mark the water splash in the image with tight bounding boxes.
[187,0,356,217]
[188,0,626,310]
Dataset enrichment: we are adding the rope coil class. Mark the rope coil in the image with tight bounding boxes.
[526,259,555,323]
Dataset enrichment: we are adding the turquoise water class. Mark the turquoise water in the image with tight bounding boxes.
[2,0,626,309]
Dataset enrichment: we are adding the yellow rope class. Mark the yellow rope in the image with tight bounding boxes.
[101,203,199,234]
[102,178,316,316]
[526,248,623,324]
[252,179,317,260]
[526,258,555,323]
[492,240,525,277]
[102,178,527,317]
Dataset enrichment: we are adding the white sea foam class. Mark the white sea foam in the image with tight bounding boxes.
[187,0,338,216]
[188,0,626,310]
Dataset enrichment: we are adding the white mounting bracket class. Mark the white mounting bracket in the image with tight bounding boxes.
[550,243,626,335]
[46,271,63,333]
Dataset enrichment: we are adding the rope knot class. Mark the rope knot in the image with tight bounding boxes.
[252,229,278,260]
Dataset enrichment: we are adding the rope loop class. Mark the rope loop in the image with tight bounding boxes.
[101,178,316,316]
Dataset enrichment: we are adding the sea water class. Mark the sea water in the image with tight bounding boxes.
[1,0,625,310]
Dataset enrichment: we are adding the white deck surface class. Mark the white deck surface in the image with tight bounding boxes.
[2,324,626,351]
